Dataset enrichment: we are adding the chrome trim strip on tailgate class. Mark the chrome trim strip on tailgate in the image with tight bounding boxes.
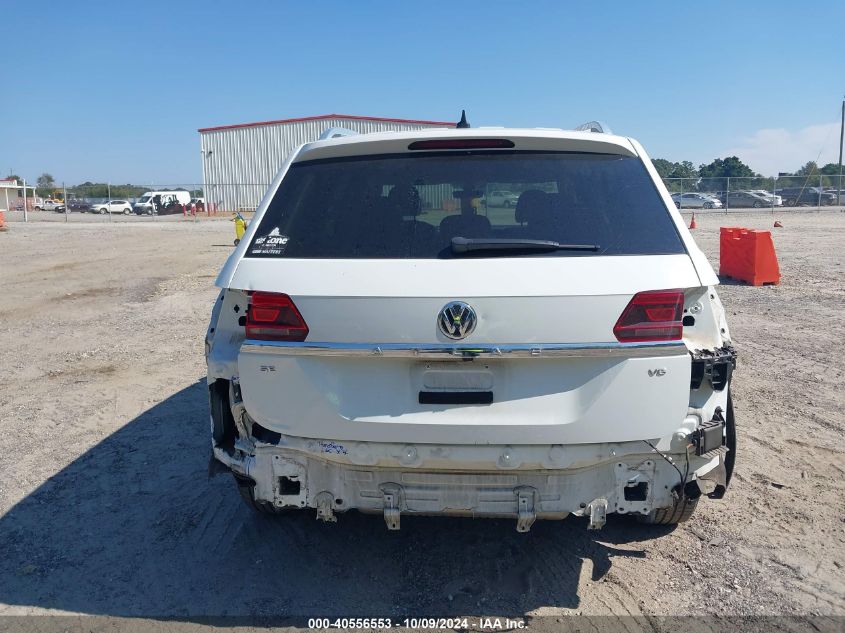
[240,340,688,359]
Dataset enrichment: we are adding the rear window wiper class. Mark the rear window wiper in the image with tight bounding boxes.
[451,237,600,255]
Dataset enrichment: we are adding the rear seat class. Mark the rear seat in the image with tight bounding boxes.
[439,212,492,241]
[513,190,602,244]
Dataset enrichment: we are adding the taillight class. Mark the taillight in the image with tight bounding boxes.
[613,290,685,342]
[245,292,309,341]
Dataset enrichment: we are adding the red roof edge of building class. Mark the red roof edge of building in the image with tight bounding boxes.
[197,113,457,133]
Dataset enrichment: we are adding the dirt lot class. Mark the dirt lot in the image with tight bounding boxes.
[0,212,842,630]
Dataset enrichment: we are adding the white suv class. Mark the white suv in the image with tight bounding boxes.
[206,125,736,532]
[89,200,133,215]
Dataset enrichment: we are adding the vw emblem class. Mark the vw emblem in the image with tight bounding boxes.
[438,301,477,340]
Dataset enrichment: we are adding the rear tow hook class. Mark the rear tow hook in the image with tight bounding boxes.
[380,483,404,530]
[515,486,538,533]
[587,498,609,530]
[315,491,337,523]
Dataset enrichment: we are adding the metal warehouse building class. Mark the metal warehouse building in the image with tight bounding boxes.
[197,113,455,213]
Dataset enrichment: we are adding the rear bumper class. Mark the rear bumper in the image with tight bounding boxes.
[214,432,721,529]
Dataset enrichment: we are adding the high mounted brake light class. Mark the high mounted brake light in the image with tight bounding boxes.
[246,292,309,341]
[613,290,685,343]
[408,139,515,150]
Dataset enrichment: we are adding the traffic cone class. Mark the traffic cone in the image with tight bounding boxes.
[774,220,782,228]
[0,210,7,232]
[689,212,697,229]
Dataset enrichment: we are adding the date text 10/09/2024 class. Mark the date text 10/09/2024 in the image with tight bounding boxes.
[307,618,527,629]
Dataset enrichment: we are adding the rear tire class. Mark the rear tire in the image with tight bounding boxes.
[638,495,698,525]
[233,473,285,515]
[724,389,736,488]
[753,201,763,208]
[639,389,735,525]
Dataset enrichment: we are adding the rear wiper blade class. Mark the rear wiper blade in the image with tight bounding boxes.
[451,237,600,254]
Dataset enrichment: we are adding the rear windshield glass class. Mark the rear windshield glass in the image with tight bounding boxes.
[246,152,685,259]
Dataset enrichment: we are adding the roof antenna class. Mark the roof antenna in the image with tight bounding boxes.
[456,110,470,129]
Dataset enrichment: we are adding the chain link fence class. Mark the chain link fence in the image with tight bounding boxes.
[663,174,844,212]
[3,183,215,223]
[2,172,843,224]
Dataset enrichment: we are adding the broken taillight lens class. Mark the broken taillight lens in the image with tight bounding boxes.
[613,290,684,342]
[246,292,309,341]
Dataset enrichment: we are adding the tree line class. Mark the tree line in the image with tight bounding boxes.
[652,157,843,192]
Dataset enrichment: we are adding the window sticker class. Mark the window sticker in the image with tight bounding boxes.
[250,227,290,255]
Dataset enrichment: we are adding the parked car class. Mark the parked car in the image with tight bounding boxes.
[67,199,91,212]
[484,190,520,207]
[89,200,133,215]
[721,191,771,208]
[823,188,844,205]
[747,190,782,206]
[206,125,736,532]
[670,192,722,209]
[34,199,65,212]
[776,187,836,206]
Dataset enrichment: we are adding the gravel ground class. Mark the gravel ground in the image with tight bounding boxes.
[0,212,842,631]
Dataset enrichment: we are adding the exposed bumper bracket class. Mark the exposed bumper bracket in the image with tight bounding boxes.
[690,345,737,391]
[315,491,337,523]
[587,498,608,530]
[380,483,403,530]
[515,486,538,533]
[692,407,727,456]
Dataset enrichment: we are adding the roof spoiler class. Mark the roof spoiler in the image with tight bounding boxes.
[318,127,358,140]
[573,121,612,134]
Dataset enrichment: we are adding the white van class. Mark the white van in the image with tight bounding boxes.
[133,190,191,215]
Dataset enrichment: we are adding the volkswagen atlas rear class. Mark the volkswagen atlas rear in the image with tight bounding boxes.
[206,126,736,531]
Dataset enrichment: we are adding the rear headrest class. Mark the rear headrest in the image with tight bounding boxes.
[386,184,422,217]
[515,189,548,224]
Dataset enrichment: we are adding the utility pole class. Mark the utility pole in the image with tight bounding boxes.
[838,96,844,207]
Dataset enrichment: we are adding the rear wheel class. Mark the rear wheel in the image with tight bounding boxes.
[724,390,736,488]
[639,389,735,525]
[753,201,763,208]
[233,473,285,515]
[637,495,698,525]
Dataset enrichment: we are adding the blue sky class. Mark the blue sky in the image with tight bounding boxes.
[3,0,844,184]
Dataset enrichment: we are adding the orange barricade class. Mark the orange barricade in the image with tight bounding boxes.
[719,227,780,286]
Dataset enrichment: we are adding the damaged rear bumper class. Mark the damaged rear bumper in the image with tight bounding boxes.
[213,435,722,532]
